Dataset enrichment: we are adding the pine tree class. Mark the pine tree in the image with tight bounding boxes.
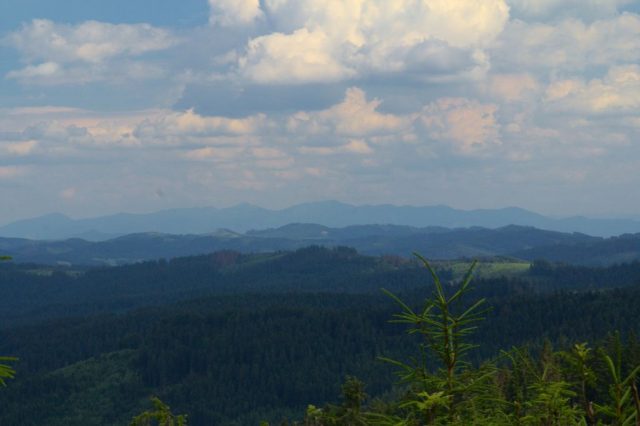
[129,397,188,426]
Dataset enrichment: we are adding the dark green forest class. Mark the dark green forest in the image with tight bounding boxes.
[0,247,639,424]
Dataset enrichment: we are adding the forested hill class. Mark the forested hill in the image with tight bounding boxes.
[0,248,640,424]
[4,246,640,327]
[4,223,640,266]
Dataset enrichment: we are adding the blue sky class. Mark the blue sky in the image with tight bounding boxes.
[1,0,640,222]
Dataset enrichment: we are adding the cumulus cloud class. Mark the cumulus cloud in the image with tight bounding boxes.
[0,111,148,161]
[239,28,355,84]
[483,74,539,102]
[2,0,640,220]
[4,83,636,178]
[2,74,639,218]
[72,92,376,177]
[4,19,176,84]
[493,13,640,73]
[287,87,408,139]
[343,139,373,154]
[3,140,38,156]
[545,65,640,114]
[131,88,411,158]
[419,98,501,155]
[259,0,508,48]
[231,0,509,84]
[183,146,246,161]
[133,109,268,145]
[507,0,632,21]
[209,0,263,26]
[0,87,506,173]
[6,19,174,63]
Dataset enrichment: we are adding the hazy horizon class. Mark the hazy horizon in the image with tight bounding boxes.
[6,199,640,226]
[0,200,640,236]
[4,199,640,225]
[2,0,640,222]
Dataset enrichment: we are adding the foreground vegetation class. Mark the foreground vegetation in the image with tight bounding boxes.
[293,256,640,425]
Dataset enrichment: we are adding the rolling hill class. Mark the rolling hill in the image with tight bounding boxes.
[2,223,636,266]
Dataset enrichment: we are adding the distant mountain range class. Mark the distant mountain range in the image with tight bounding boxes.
[2,223,640,266]
[2,201,640,240]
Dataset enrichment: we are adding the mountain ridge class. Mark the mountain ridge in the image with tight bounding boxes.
[2,223,638,266]
[2,201,640,240]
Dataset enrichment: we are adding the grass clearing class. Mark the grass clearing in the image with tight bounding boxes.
[435,259,531,280]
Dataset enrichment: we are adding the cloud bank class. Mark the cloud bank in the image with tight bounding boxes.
[1,0,640,221]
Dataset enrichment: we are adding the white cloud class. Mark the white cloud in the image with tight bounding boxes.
[129,88,409,161]
[287,87,407,138]
[7,62,60,79]
[507,0,631,21]
[209,0,263,26]
[6,19,174,63]
[484,73,539,102]
[232,0,509,84]
[134,109,268,145]
[545,65,640,114]
[419,98,501,155]
[3,0,640,219]
[3,140,38,156]
[2,75,639,218]
[260,0,509,48]
[0,87,505,189]
[183,146,245,161]
[344,139,373,154]
[239,28,355,84]
[0,88,508,163]
[7,83,636,178]
[4,19,176,84]
[493,14,640,72]
[6,62,168,85]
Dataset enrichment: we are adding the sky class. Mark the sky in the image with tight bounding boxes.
[1,0,640,222]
